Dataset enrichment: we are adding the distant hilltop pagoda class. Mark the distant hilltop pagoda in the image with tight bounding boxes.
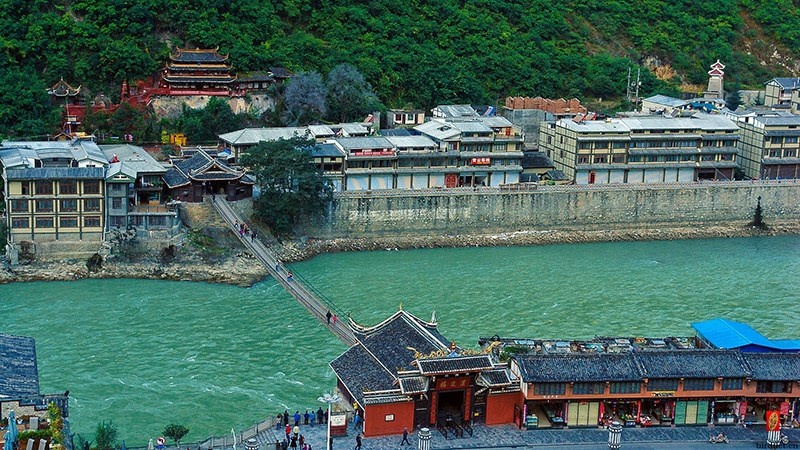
[160,47,237,93]
[703,60,725,100]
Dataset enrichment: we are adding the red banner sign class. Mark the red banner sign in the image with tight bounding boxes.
[352,150,395,156]
[470,157,491,165]
[436,377,469,390]
[781,402,790,415]
[739,401,748,417]
[766,410,781,432]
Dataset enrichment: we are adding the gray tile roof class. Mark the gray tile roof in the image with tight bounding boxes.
[329,344,397,407]
[742,353,800,381]
[766,77,800,89]
[522,152,554,169]
[378,128,413,137]
[414,121,461,141]
[1,139,107,166]
[480,116,515,128]
[312,143,345,158]
[218,127,311,145]
[100,144,166,176]
[636,350,748,379]
[433,105,479,119]
[643,95,690,108]
[164,149,245,188]
[362,394,412,405]
[417,355,494,375]
[335,136,393,151]
[5,167,105,180]
[0,333,40,397]
[476,369,513,387]
[516,353,643,383]
[385,136,437,149]
[399,376,430,394]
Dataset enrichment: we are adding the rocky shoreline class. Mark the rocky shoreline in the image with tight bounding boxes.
[2,221,798,286]
[276,221,800,262]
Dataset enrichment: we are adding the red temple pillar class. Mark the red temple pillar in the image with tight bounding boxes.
[464,388,472,422]
[430,391,438,425]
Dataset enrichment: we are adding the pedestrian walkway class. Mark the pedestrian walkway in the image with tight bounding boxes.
[209,195,356,346]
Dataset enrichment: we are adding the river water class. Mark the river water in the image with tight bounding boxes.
[1,236,799,444]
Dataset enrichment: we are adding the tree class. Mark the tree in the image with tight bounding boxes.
[326,63,380,123]
[240,136,332,235]
[284,72,327,126]
[726,89,743,111]
[174,98,244,144]
[94,421,117,450]
[163,424,189,448]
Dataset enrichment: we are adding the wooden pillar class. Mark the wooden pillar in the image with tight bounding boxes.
[464,388,472,422]
[429,391,437,426]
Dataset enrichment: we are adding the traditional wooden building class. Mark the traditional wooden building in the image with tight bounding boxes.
[330,310,519,437]
[162,148,253,202]
[160,47,236,94]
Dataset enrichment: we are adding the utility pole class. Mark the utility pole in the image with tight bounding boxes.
[626,67,632,100]
[635,67,641,111]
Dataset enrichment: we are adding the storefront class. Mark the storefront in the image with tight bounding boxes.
[602,400,640,427]
[674,400,709,425]
[567,401,601,427]
[712,399,738,424]
[641,398,675,426]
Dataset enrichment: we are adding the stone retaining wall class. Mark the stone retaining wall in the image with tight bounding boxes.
[311,183,800,237]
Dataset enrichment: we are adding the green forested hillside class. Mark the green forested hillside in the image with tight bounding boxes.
[0,0,798,137]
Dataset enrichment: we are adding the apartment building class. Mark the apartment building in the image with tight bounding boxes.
[725,109,800,179]
[539,113,739,184]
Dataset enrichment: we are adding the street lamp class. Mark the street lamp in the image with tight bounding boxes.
[318,393,341,450]
[607,420,622,449]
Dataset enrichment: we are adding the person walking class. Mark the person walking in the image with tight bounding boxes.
[304,411,310,425]
[324,409,328,424]
[354,434,361,450]
[293,425,300,437]
[284,411,290,426]
[317,407,324,425]
[326,310,332,324]
[276,414,282,430]
[333,314,338,325]
[353,414,360,431]
[400,427,411,446]
[285,424,291,442]
[287,272,294,282]
[309,410,315,427]
[298,435,304,449]
[290,435,297,450]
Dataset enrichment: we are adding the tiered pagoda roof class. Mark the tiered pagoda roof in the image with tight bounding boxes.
[47,78,81,97]
[163,148,253,188]
[330,310,516,408]
[163,47,236,87]
[169,47,229,63]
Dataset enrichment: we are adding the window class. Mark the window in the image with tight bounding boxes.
[85,199,101,212]
[59,181,77,195]
[36,199,53,212]
[149,216,167,227]
[84,180,100,194]
[721,378,743,391]
[613,142,627,149]
[683,378,715,391]
[577,156,589,164]
[112,198,123,209]
[560,150,565,158]
[756,381,792,393]
[770,150,782,157]
[593,155,607,164]
[609,382,640,394]
[628,156,642,163]
[786,136,799,144]
[771,137,784,144]
[534,383,566,396]
[578,142,591,150]
[633,141,648,148]
[35,217,54,228]
[720,154,734,161]
[612,154,625,164]
[10,199,28,212]
[701,154,716,161]
[60,199,78,212]
[11,217,29,228]
[110,216,127,227]
[35,181,53,195]
[572,382,604,395]
[20,182,30,195]
[111,183,124,192]
[647,379,679,391]
[785,150,797,158]
[60,216,78,228]
[84,216,101,227]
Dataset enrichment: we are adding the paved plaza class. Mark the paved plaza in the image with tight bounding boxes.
[257,421,800,450]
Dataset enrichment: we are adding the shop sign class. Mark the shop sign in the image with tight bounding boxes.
[542,395,560,399]
[651,391,675,397]
[330,413,347,427]
[766,410,780,431]
[470,157,491,165]
[436,377,469,390]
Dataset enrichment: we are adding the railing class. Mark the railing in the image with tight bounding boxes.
[334,178,800,198]
[462,422,473,437]
[436,422,449,439]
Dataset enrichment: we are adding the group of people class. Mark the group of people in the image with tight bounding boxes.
[325,310,338,325]
[233,221,257,241]
[276,409,329,450]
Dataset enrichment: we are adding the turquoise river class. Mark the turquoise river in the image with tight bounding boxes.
[1,236,800,444]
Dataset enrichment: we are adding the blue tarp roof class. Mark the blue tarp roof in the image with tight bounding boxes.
[692,318,800,351]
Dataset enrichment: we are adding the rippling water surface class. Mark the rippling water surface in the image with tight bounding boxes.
[1,236,798,444]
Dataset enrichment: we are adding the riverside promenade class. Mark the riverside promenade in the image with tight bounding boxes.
[210,195,356,346]
[177,422,800,450]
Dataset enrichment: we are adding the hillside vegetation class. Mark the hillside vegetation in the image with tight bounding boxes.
[1,0,799,137]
